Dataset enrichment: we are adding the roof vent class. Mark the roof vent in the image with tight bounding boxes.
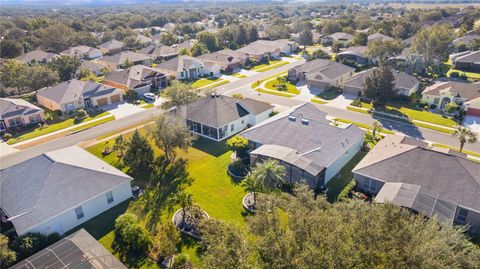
[301,119,309,125]
[288,115,296,121]
[211,93,216,98]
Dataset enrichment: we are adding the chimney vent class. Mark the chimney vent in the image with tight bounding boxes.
[288,115,296,122]
[301,119,309,125]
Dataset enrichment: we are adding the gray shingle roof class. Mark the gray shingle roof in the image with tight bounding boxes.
[328,32,354,41]
[241,103,364,169]
[98,39,124,50]
[11,229,127,269]
[61,46,102,58]
[185,95,271,128]
[342,67,419,90]
[104,65,164,89]
[293,59,355,81]
[454,50,480,64]
[337,46,367,58]
[0,146,132,235]
[99,51,150,66]
[37,79,122,105]
[422,81,480,100]
[354,135,480,213]
[0,98,44,119]
[156,55,202,73]
[368,33,394,42]
[14,50,58,63]
[138,45,178,58]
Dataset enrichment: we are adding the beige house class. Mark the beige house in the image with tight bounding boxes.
[0,98,45,132]
[37,79,123,113]
[422,81,480,111]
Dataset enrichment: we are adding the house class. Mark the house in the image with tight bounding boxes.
[14,50,59,64]
[336,46,368,65]
[342,67,419,97]
[367,33,394,43]
[10,229,127,269]
[37,79,123,113]
[452,50,480,72]
[216,49,249,65]
[60,45,103,60]
[236,39,297,60]
[453,34,480,49]
[172,39,197,51]
[96,51,152,70]
[198,51,244,72]
[98,39,124,55]
[155,55,219,80]
[138,44,178,61]
[324,32,354,44]
[240,103,364,189]
[287,59,355,89]
[79,60,106,76]
[103,65,169,95]
[291,31,324,44]
[0,146,132,236]
[0,98,45,132]
[136,34,153,46]
[181,94,274,141]
[422,81,480,111]
[352,135,480,234]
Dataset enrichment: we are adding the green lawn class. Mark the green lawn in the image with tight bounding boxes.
[335,118,396,135]
[84,135,248,267]
[432,143,480,158]
[316,89,341,100]
[447,68,480,80]
[250,60,288,72]
[70,115,116,132]
[232,73,247,78]
[257,88,295,97]
[347,106,370,114]
[7,111,111,144]
[326,151,367,202]
[141,103,155,109]
[250,71,288,89]
[191,77,222,88]
[264,76,300,95]
[201,79,230,89]
[311,98,327,104]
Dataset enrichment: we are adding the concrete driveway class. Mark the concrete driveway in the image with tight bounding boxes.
[325,93,357,109]
[464,115,480,134]
[104,101,146,119]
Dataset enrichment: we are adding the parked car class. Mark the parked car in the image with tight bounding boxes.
[143,92,156,101]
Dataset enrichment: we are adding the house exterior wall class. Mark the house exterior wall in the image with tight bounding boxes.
[91,92,124,107]
[343,85,362,96]
[454,207,480,234]
[398,82,419,96]
[307,79,331,89]
[2,110,45,129]
[324,136,363,184]
[353,173,385,194]
[251,109,273,125]
[37,95,84,113]
[201,65,221,77]
[421,91,468,110]
[24,182,132,236]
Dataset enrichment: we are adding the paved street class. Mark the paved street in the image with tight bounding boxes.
[2,56,480,168]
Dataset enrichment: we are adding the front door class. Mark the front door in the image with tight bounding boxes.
[84,98,92,109]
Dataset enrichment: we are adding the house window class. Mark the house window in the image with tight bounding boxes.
[106,191,114,204]
[75,206,84,219]
[363,179,377,193]
[8,117,22,127]
[29,115,41,123]
[456,208,468,224]
[230,124,234,132]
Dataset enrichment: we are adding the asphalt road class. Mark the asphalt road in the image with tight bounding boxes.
[2,57,480,168]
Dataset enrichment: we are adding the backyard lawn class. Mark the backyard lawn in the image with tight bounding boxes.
[7,111,111,144]
[326,151,367,202]
[264,76,300,95]
[83,134,248,267]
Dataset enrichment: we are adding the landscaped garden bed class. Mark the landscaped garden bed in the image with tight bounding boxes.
[264,76,300,95]
[242,192,255,213]
[172,206,209,240]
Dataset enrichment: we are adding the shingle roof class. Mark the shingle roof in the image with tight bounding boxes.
[241,103,364,169]
[337,46,367,58]
[237,39,293,55]
[138,45,178,58]
[353,135,480,213]
[422,81,480,100]
[104,65,164,89]
[0,98,44,119]
[328,32,354,41]
[453,34,480,46]
[11,229,127,269]
[37,79,122,104]
[0,146,132,235]
[61,46,102,58]
[99,51,150,66]
[98,39,124,50]
[185,95,271,128]
[156,55,202,73]
[293,59,354,81]
[454,50,480,64]
[342,67,419,90]
[14,50,58,63]
[80,60,104,73]
[368,33,394,42]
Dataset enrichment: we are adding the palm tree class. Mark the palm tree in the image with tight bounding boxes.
[176,191,192,228]
[250,159,286,193]
[452,125,478,152]
[242,176,259,206]
[371,120,383,138]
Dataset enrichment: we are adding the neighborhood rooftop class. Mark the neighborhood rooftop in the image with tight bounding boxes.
[422,81,480,100]
[0,146,132,235]
[0,98,44,119]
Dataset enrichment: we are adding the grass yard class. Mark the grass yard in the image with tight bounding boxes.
[446,68,480,80]
[201,79,230,89]
[380,105,457,127]
[84,134,248,267]
[250,71,288,89]
[141,103,155,109]
[232,73,247,78]
[347,106,370,114]
[326,151,367,202]
[264,76,300,95]
[191,77,222,88]
[316,89,341,100]
[257,88,295,97]
[250,60,288,72]
[7,111,110,144]
[70,115,116,132]
[335,118,396,135]
[432,143,480,158]
[311,98,328,104]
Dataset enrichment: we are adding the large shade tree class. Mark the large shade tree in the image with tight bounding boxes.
[363,66,396,106]
[411,24,454,72]
[160,81,199,110]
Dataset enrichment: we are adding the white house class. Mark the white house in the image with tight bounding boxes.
[181,94,274,141]
[61,46,103,60]
[240,103,364,189]
[0,146,132,236]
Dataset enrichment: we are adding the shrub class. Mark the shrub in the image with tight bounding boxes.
[11,232,60,261]
[450,71,459,78]
[149,223,180,261]
[337,179,356,202]
[2,133,12,140]
[351,99,362,107]
[232,93,244,100]
[171,253,193,269]
[430,104,437,110]
[226,136,249,156]
[445,102,458,113]
[54,110,63,117]
[115,213,152,254]
[277,84,287,91]
[0,234,16,269]
[269,109,279,117]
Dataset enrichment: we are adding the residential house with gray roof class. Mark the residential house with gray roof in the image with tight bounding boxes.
[103,65,168,95]
[453,33,480,50]
[236,39,297,60]
[0,146,132,236]
[96,51,152,70]
[14,50,59,64]
[336,46,368,65]
[452,50,480,72]
[155,55,221,80]
[323,32,354,44]
[11,229,127,269]
[342,67,419,97]
[198,51,244,72]
[240,103,364,189]
[0,98,45,132]
[98,39,124,55]
[61,45,103,60]
[37,79,123,113]
[181,94,273,141]
[367,33,394,43]
[138,44,178,61]
[288,59,355,89]
[353,135,480,234]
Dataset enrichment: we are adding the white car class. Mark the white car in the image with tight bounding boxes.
[143,93,156,101]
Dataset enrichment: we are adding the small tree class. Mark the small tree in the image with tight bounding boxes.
[151,223,181,261]
[250,159,286,193]
[123,130,154,179]
[452,125,478,152]
[175,191,192,228]
[113,134,129,159]
[114,213,153,254]
[371,120,383,138]
[170,253,193,269]
[150,115,195,162]
[242,176,260,206]
[161,81,199,110]
[0,234,16,269]
[226,136,249,158]
[299,29,313,51]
